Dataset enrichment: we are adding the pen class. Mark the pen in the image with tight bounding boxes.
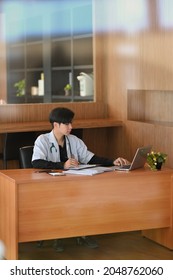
[35,169,56,173]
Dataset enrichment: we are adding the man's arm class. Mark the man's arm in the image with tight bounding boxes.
[32,159,64,169]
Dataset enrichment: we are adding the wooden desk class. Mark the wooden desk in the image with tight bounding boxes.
[0,118,123,133]
[0,168,173,260]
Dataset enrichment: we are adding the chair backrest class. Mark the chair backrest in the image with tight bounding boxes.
[19,146,34,168]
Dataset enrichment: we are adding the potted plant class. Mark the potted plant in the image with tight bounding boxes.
[147,151,167,170]
[14,79,26,97]
[64,84,72,96]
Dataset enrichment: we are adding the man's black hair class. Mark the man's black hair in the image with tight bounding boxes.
[49,107,75,124]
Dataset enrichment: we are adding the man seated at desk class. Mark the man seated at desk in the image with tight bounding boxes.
[32,107,129,251]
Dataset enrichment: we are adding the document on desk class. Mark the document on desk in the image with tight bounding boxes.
[63,166,114,176]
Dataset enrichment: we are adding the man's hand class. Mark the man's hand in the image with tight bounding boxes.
[113,157,130,166]
[64,158,79,169]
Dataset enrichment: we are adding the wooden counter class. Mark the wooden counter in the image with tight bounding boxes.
[0,118,123,133]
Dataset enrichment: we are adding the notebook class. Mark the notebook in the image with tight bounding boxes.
[63,168,103,176]
[64,166,114,176]
[114,146,152,171]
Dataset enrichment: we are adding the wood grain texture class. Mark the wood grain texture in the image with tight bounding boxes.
[0,102,107,123]
[98,0,173,168]
[0,167,173,259]
[0,118,123,133]
[142,174,173,249]
[0,175,18,260]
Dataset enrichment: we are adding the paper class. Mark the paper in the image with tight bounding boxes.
[63,166,114,176]
[63,169,101,176]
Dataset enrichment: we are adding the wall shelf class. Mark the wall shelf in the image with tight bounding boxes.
[6,0,93,104]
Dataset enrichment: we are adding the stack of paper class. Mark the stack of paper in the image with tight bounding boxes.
[63,166,114,176]
[63,169,102,176]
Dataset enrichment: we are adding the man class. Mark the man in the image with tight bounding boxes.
[32,107,129,251]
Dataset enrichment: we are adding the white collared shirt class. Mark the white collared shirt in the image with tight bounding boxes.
[32,130,94,164]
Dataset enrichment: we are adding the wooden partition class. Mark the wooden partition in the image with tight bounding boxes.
[96,0,173,165]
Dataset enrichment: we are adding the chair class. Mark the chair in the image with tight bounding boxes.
[0,153,3,167]
[3,132,36,169]
[19,146,34,168]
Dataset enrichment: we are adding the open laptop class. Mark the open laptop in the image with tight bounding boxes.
[114,146,152,171]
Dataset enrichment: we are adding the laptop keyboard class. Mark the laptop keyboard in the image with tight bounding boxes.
[115,164,131,170]
[120,164,131,169]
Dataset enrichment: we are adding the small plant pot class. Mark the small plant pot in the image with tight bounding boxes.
[64,89,71,96]
[156,162,162,170]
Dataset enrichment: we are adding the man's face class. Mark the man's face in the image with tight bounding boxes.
[54,122,72,135]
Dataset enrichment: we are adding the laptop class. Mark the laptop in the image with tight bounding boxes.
[114,146,152,171]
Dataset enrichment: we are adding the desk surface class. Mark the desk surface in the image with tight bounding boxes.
[0,166,172,182]
[0,118,123,133]
[0,168,173,259]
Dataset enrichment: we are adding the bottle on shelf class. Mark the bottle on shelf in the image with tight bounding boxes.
[77,72,93,97]
[31,86,38,96]
[38,73,44,96]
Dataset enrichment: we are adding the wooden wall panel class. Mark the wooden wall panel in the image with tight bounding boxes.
[0,102,107,123]
[99,0,173,164]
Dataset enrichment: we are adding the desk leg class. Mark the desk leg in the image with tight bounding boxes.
[142,177,173,250]
[0,176,18,259]
[142,228,173,250]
